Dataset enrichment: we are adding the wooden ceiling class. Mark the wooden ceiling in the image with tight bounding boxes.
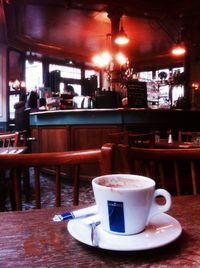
[1,0,200,67]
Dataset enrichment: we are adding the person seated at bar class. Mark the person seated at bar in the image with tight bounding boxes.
[60,84,77,109]
[39,98,47,110]
[64,84,77,97]
[27,90,39,112]
[14,87,30,135]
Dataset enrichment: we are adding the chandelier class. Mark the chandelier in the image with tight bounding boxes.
[92,30,129,68]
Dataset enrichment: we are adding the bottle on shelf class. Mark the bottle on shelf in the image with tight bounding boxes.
[168,130,173,144]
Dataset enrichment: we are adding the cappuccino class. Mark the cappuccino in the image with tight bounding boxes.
[97,176,150,189]
[92,174,172,235]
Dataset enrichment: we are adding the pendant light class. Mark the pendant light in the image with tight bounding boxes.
[92,14,129,67]
[92,32,128,67]
[115,26,129,45]
[171,43,186,56]
[171,14,186,57]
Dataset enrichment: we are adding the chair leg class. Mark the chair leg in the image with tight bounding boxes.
[55,166,61,207]
[9,178,16,210]
[73,164,80,205]
[0,178,7,211]
[22,167,31,202]
[191,160,198,195]
[13,169,22,211]
[35,167,41,209]
[158,162,166,189]
[174,161,181,195]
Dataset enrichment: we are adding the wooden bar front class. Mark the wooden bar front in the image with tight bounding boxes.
[30,108,200,179]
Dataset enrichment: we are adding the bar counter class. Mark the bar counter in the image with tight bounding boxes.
[29,108,200,179]
[29,108,200,153]
[0,195,199,267]
[30,108,200,128]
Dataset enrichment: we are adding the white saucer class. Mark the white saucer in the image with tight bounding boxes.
[67,213,182,251]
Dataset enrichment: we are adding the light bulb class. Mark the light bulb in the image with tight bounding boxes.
[171,45,186,56]
[92,51,111,67]
[116,52,127,65]
[115,27,129,45]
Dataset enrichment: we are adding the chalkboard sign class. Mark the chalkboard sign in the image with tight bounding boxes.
[126,81,147,108]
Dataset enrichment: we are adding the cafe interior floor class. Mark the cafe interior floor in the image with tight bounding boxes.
[2,167,196,211]
[4,168,95,211]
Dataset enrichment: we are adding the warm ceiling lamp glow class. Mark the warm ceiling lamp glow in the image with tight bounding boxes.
[92,51,112,67]
[101,51,112,65]
[171,44,186,56]
[92,55,101,65]
[115,27,129,45]
[115,52,127,65]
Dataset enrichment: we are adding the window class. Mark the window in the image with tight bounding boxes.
[139,66,184,108]
[85,69,100,88]
[25,60,43,92]
[49,64,81,79]
[155,69,170,80]
[171,67,184,105]
[139,71,153,80]
[172,67,184,73]
[9,94,20,120]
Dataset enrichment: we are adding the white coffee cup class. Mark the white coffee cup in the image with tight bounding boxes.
[92,174,172,235]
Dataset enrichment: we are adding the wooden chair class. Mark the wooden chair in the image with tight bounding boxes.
[178,131,193,142]
[0,130,32,201]
[0,132,20,211]
[108,131,155,148]
[115,144,199,196]
[0,143,114,210]
[0,132,19,148]
[17,130,37,151]
[128,132,155,148]
[108,131,129,144]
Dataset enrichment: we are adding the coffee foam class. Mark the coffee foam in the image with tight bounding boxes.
[96,176,149,189]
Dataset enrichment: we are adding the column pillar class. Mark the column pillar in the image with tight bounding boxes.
[107,7,123,90]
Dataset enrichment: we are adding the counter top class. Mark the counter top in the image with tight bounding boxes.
[29,108,200,128]
[30,108,186,115]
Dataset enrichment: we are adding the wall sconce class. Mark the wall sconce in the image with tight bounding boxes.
[9,79,26,91]
[115,26,129,45]
[192,82,200,91]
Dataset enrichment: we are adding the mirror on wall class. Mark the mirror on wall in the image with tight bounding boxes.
[8,48,25,91]
[7,48,25,124]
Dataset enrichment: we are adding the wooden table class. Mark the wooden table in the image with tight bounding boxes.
[0,195,200,267]
[155,139,197,149]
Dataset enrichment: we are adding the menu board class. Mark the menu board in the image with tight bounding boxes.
[126,81,147,108]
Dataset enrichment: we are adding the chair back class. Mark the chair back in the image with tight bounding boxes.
[178,131,193,142]
[0,132,19,148]
[128,132,155,148]
[0,143,114,210]
[115,144,199,196]
[108,131,155,148]
[108,131,129,144]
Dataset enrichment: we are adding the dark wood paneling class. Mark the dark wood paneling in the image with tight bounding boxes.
[31,126,70,153]
[70,124,121,178]
[31,124,121,179]
[70,125,121,150]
